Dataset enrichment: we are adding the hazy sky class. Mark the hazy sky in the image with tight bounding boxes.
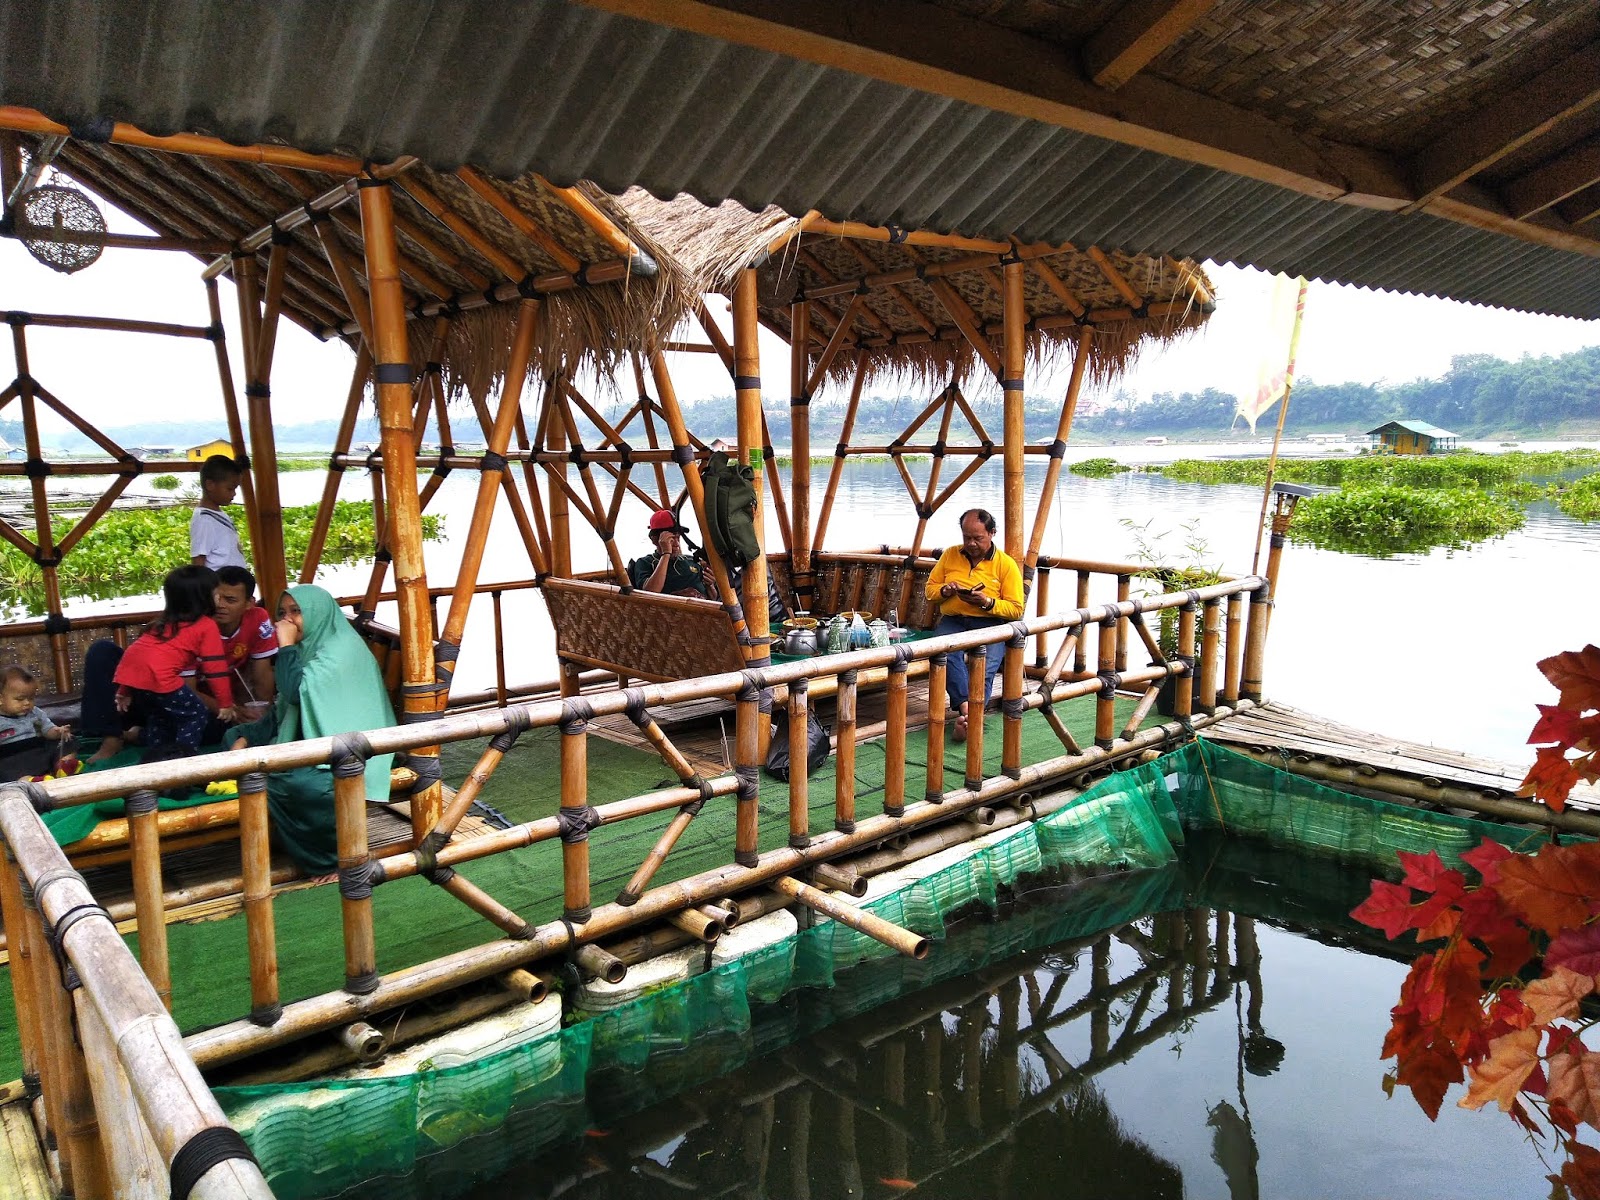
[3,191,1598,439]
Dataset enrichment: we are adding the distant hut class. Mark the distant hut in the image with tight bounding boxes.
[186,437,234,461]
[1366,420,1460,455]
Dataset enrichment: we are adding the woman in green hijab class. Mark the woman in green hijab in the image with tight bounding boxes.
[228,585,395,876]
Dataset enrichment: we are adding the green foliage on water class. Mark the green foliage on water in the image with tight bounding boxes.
[1555,474,1600,521]
[1287,486,1525,557]
[151,474,182,491]
[1157,448,1600,488]
[1069,457,1129,478]
[0,501,444,612]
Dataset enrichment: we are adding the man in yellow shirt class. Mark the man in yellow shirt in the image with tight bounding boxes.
[925,508,1024,741]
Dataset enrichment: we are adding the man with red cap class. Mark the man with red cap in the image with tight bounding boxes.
[629,509,712,597]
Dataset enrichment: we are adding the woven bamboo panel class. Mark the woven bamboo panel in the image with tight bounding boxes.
[543,578,745,682]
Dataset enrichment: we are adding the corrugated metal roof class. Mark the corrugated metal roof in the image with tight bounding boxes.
[1368,421,1461,439]
[3,0,1600,318]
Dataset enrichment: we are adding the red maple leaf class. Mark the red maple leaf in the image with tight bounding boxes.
[1461,839,1514,886]
[1520,745,1585,812]
[1539,646,1600,714]
[1497,843,1600,934]
[1396,1044,1466,1121]
[1548,925,1600,978]
[1561,1142,1600,1200]
[1399,849,1465,896]
[1353,880,1428,940]
[1532,704,1588,747]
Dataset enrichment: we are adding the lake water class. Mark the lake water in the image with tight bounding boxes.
[339,836,1550,1200]
[62,438,1600,765]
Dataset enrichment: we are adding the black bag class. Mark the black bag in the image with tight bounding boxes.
[764,707,831,781]
[701,451,761,568]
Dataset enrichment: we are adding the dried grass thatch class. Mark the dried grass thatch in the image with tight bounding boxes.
[613,190,1213,389]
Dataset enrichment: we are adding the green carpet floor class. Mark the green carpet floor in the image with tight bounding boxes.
[0,694,1129,1081]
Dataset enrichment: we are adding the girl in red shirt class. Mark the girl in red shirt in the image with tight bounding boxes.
[114,565,237,758]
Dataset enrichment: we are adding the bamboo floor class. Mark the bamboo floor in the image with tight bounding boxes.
[1206,700,1600,811]
[0,1099,48,1200]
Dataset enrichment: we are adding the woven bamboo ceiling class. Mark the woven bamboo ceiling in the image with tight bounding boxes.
[2,1,1599,315]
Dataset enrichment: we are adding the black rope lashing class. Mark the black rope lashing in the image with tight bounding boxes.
[835,441,850,458]
[890,643,913,671]
[170,1126,260,1200]
[16,780,53,814]
[42,613,70,636]
[433,640,461,664]
[838,668,859,688]
[557,804,601,844]
[1098,670,1121,698]
[331,731,374,775]
[244,382,270,399]
[1000,697,1027,719]
[481,450,509,473]
[339,861,376,901]
[671,443,695,465]
[394,754,442,796]
[1008,623,1030,649]
[622,687,650,728]
[125,788,160,817]
[560,696,595,735]
[374,362,413,386]
[925,788,945,805]
[964,775,983,792]
[1048,439,1067,460]
[49,901,112,987]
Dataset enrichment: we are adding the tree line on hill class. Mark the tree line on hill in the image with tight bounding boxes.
[14,342,1600,456]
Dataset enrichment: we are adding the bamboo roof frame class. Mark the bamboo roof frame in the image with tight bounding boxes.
[618,191,1215,389]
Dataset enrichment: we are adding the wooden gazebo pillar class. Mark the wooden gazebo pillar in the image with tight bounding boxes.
[358,178,442,837]
[1000,260,1027,561]
[231,251,289,607]
[788,301,812,609]
[732,270,771,660]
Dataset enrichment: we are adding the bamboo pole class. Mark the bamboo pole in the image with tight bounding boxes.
[0,843,43,1110]
[834,669,858,833]
[237,772,280,1024]
[1197,598,1221,714]
[360,177,442,838]
[733,270,773,664]
[788,679,811,847]
[16,873,71,1187]
[1223,594,1244,703]
[331,751,378,995]
[790,301,813,607]
[735,679,762,866]
[1174,599,1198,718]
[76,993,164,1197]
[204,280,263,563]
[0,791,275,1198]
[560,704,593,922]
[8,322,70,691]
[1001,260,1027,558]
[771,876,928,959]
[885,658,909,817]
[810,353,867,562]
[437,298,540,687]
[299,345,372,583]
[1115,574,1131,674]
[964,648,986,790]
[1026,327,1090,587]
[926,655,948,803]
[1095,617,1119,749]
[1001,630,1025,780]
[543,377,573,577]
[126,791,172,1011]
[1241,582,1271,702]
[667,908,724,943]
[1033,566,1052,667]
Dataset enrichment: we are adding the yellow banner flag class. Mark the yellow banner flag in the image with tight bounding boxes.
[1236,275,1308,432]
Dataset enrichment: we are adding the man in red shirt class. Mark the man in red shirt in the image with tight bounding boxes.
[83,565,279,760]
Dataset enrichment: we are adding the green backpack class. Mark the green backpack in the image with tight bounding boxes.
[702,451,762,568]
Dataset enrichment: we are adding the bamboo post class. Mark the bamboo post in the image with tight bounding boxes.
[1115,574,1131,673]
[926,655,948,803]
[964,648,986,791]
[126,790,172,1011]
[1223,594,1244,703]
[359,177,442,838]
[1242,581,1272,702]
[735,679,762,866]
[1001,629,1025,780]
[232,253,289,605]
[1095,616,1119,749]
[788,679,811,847]
[17,873,71,1188]
[1174,598,1198,718]
[77,993,165,1197]
[1001,260,1027,560]
[560,702,594,921]
[332,748,378,995]
[834,669,858,833]
[810,353,867,561]
[205,278,263,567]
[733,270,772,663]
[1033,565,1051,668]
[8,322,70,691]
[771,876,928,958]
[790,301,813,608]
[1074,571,1091,674]
[1197,598,1221,714]
[436,298,540,692]
[298,345,372,582]
[0,843,43,1119]
[884,656,908,817]
[237,772,280,1024]
[1025,326,1091,593]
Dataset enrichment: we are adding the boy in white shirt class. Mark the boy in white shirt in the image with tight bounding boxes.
[190,454,248,571]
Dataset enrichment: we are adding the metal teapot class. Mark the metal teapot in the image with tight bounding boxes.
[782,626,819,656]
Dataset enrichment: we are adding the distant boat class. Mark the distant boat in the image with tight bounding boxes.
[1143,435,1168,445]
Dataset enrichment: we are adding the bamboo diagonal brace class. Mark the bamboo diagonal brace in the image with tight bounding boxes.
[771,876,928,960]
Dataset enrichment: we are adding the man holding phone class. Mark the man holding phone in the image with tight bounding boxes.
[926,508,1025,741]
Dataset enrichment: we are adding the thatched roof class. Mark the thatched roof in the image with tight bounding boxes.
[32,138,693,399]
[617,190,1214,388]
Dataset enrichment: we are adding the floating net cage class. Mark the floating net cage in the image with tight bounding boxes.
[213,740,1551,1200]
